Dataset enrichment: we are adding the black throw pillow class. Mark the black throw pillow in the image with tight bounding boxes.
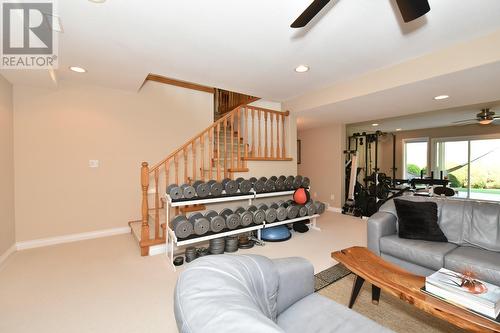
[393,199,447,242]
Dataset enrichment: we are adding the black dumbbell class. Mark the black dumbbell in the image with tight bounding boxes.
[220,208,241,229]
[180,184,196,199]
[302,177,310,188]
[275,176,286,191]
[297,204,308,217]
[247,205,266,224]
[236,178,252,194]
[284,176,294,190]
[264,178,276,192]
[305,201,316,216]
[279,200,299,219]
[222,178,238,195]
[235,207,254,227]
[293,175,303,189]
[188,212,210,236]
[253,178,266,193]
[314,201,326,215]
[257,203,277,223]
[270,203,287,221]
[192,181,210,198]
[206,180,223,197]
[204,210,225,233]
[172,215,193,239]
[166,184,182,200]
[269,176,278,182]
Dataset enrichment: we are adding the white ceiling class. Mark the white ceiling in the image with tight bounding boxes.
[3,0,500,103]
[296,60,500,129]
[347,101,500,134]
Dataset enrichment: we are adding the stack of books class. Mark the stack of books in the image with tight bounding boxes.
[424,268,500,320]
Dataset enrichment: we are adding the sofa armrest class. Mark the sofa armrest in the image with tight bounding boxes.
[367,212,397,255]
[272,257,314,315]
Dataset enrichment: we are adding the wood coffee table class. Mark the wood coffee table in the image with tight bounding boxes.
[331,246,500,333]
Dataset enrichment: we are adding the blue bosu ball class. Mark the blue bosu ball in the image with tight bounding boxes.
[260,225,291,242]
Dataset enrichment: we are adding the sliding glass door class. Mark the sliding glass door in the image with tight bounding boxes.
[433,137,500,201]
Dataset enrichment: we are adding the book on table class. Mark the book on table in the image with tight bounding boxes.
[425,268,500,319]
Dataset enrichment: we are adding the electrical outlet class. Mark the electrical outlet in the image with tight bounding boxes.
[89,160,99,168]
[330,194,335,201]
[313,192,317,198]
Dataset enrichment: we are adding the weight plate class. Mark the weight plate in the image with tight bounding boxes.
[259,177,268,182]
[315,201,326,215]
[221,178,231,188]
[265,207,278,223]
[181,185,196,199]
[192,217,210,236]
[195,183,210,198]
[173,216,193,239]
[224,180,238,195]
[219,208,233,218]
[192,180,203,188]
[238,241,254,249]
[225,213,241,229]
[302,177,310,188]
[235,177,245,184]
[257,204,268,210]
[247,205,257,212]
[248,177,257,184]
[286,205,299,219]
[293,175,303,189]
[167,184,182,200]
[284,176,294,190]
[269,176,278,182]
[239,179,252,194]
[305,202,316,216]
[173,256,184,266]
[278,175,286,182]
[275,178,285,191]
[209,182,223,197]
[253,209,266,224]
[298,205,307,217]
[276,206,287,221]
[264,179,276,192]
[253,179,265,193]
[270,203,279,209]
[234,207,246,214]
[240,211,253,226]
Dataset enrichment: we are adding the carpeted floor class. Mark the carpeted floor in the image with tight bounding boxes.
[318,273,469,333]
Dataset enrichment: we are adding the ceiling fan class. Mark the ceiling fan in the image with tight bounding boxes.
[453,109,500,126]
[290,0,431,28]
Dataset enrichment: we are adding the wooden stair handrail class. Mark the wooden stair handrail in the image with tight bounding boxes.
[138,104,291,256]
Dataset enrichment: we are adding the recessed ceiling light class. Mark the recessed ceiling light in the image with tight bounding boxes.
[89,0,106,3]
[69,66,87,73]
[396,128,402,131]
[295,65,309,73]
[372,123,379,127]
[434,95,449,100]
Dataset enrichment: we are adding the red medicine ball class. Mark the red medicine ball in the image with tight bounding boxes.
[293,188,310,205]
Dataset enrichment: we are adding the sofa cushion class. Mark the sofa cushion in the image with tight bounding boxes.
[463,201,500,252]
[394,199,447,242]
[444,246,500,286]
[438,199,471,244]
[277,293,391,333]
[380,235,457,270]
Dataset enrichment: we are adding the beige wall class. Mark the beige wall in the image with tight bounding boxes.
[378,124,500,178]
[298,123,345,209]
[13,81,213,242]
[0,75,15,255]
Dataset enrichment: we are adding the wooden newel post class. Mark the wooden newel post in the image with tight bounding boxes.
[140,162,150,256]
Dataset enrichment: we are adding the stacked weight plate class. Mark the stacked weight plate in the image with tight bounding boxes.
[225,236,239,253]
[185,246,197,263]
[238,234,254,249]
[209,238,225,254]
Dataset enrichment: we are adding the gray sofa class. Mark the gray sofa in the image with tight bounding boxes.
[368,196,500,286]
[174,254,392,333]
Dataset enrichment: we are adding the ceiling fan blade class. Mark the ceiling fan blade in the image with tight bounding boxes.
[452,119,477,124]
[395,0,430,23]
[291,0,331,28]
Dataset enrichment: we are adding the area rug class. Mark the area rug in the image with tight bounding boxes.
[317,274,469,333]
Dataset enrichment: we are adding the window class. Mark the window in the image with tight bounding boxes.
[404,138,428,179]
[433,136,500,202]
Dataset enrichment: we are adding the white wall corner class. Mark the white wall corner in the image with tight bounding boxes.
[16,226,131,251]
[0,244,17,267]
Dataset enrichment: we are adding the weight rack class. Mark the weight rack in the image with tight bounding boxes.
[165,189,320,271]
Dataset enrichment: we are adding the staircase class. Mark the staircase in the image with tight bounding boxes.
[131,104,292,256]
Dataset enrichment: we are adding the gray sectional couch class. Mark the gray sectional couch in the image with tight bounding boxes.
[368,196,500,286]
[174,254,393,333]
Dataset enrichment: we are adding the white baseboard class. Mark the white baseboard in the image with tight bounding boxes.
[16,226,131,251]
[0,244,16,267]
[327,207,343,213]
